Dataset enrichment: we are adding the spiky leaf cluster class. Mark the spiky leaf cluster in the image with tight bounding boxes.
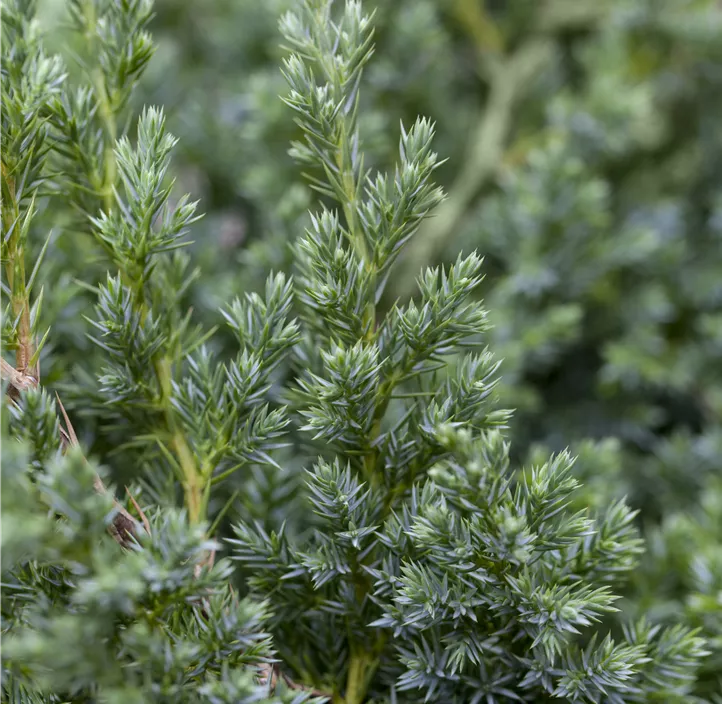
[228,2,710,703]
[0,405,330,704]
[1,0,717,702]
[1,0,66,372]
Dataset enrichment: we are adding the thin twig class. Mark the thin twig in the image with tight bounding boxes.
[3,349,145,548]
[281,670,331,697]
[1,356,38,399]
[258,663,278,691]
[55,392,144,547]
[126,487,151,536]
[258,663,330,698]
[193,546,216,579]
[257,662,332,698]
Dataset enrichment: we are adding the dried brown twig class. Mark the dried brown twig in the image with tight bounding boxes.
[2,353,147,547]
[258,663,331,699]
[126,487,151,536]
[54,392,146,547]
[1,356,38,398]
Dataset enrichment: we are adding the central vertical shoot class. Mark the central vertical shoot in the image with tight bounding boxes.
[279,1,447,700]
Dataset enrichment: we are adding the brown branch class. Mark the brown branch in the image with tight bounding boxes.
[54,392,144,548]
[280,670,332,698]
[258,663,331,699]
[1,356,38,401]
[126,487,151,536]
[2,357,144,547]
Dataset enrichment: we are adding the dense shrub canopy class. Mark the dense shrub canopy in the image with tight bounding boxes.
[2,0,721,702]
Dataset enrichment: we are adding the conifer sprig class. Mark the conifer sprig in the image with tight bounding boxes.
[1,0,65,383]
[229,2,709,703]
[85,106,299,526]
[56,0,154,216]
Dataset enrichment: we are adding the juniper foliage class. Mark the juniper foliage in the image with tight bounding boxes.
[2,1,304,700]
[0,0,715,703]
[1,403,301,704]
[226,3,709,702]
[108,0,722,698]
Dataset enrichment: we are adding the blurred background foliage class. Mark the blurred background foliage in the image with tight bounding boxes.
[29,0,722,698]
